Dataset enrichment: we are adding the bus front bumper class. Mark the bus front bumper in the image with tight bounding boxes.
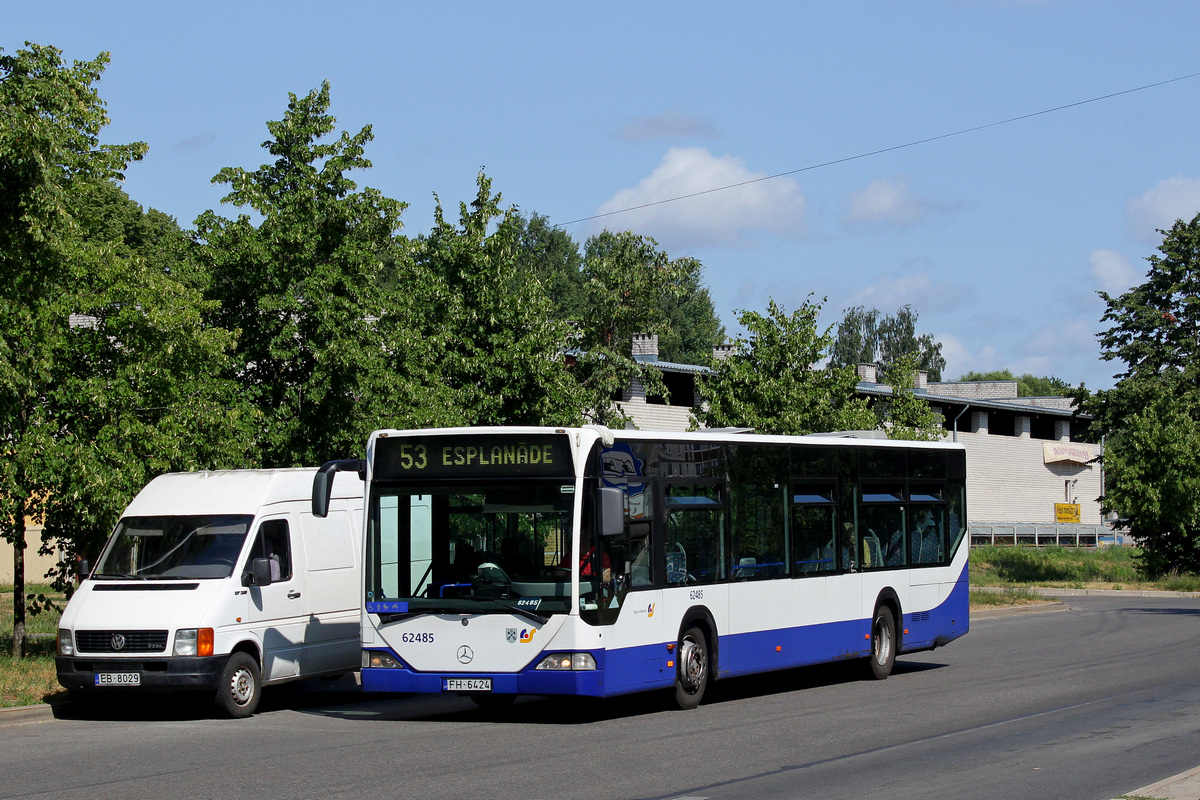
[362,656,608,697]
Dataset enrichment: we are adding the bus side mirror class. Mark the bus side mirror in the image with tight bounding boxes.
[312,459,366,518]
[599,487,624,537]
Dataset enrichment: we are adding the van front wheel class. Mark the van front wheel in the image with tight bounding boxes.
[216,652,261,718]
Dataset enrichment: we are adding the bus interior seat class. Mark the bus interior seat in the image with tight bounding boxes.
[734,556,756,580]
[666,547,687,585]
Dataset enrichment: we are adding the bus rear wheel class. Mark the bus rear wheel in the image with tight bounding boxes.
[674,626,709,710]
[868,605,897,680]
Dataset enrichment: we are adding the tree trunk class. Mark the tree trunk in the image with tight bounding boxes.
[12,499,26,658]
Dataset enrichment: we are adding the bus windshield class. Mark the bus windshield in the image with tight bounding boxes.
[366,479,579,616]
[93,515,255,580]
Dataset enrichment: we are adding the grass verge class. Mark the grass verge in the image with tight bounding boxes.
[969,587,1047,607]
[1,585,67,708]
[970,545,1200,592]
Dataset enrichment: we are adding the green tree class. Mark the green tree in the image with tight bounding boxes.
[513,214,725,366]
[196,82,422,466]
[1,44,248,653]
[571,231,692,424]
[879,353,944,440]
[0,44,148,655]
[657,260,725,366]
[697,298,876,435]
[831,304,945,382]
[512,212,587,321]
[1085,212,1200,575]
[414,176,583,426]
[957,369,1074,397]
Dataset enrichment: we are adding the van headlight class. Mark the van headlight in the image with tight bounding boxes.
[173,628,214,657]
[535,653,596,671]
[57,629,74,656]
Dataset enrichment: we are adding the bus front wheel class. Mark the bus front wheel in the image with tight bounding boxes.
[868,606,897,680]
[674,626,709,709]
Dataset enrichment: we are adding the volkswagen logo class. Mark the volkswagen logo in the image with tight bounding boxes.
[456,645,474,664]
[111,633,126,651]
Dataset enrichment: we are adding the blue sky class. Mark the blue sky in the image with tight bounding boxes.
[10,1,1200,390]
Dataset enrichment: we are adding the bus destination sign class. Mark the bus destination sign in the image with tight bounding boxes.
[374,433,574,479]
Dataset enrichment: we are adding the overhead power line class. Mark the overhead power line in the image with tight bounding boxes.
[559,70,1200,229]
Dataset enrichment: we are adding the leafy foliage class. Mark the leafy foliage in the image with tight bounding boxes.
[697,298,875,435]
[878,353,944,440]
[571,231,694,424]
[513,214,725,367]
[196,82,423,466]
[1086,213,1200,576]
[1,45,250,653]
[413,177,583,427]
[830,304,945,382]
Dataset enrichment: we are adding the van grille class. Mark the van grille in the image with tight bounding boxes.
[76,630,168,654]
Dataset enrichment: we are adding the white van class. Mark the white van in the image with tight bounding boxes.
[56,468,364,717]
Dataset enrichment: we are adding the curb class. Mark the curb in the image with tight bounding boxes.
[0,702,61,725]
[1115,764,1200,800]
[974,585,1200,599]
[970,601,1068,620]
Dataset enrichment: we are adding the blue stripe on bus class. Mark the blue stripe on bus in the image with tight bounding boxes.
[363,563,970,698]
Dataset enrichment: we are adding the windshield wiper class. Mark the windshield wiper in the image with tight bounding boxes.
[462,597,549,627]
[91,572,147,580]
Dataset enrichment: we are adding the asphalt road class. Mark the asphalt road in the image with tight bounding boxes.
[3,595,1200,800]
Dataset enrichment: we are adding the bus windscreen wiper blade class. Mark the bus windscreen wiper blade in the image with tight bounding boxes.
[464,597,549,627]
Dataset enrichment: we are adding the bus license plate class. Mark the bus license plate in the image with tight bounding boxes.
[444,678,491,692]
[95,672,140,687]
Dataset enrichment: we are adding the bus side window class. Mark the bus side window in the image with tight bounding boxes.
[791,483,837,575]
[664,484,725,586]
[860,484,906,570]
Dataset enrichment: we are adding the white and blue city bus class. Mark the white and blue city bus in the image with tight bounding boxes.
[312,425,969,709]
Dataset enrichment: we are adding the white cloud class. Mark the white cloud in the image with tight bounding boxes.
[842,177,931,228]
[1088,249,1140,296]
[847,271,973,313]
[937,333,1001,379]
[938,316,1099,386]
[591,147,806,249]
[616,110,718,142]
[1126,175,1200,243]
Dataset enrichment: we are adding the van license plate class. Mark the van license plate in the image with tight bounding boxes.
[95,672,140,687]
[444,678,491,692]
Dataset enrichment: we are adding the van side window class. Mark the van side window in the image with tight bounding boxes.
[248,519,292,581]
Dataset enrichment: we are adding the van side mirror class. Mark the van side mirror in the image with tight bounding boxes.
[598,487,625,537]
[312,458,366,517]
[244,558,272,587]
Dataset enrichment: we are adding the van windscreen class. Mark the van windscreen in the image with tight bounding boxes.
[93,515,255,580]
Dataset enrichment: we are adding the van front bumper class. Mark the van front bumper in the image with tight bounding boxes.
[56,655,227,693]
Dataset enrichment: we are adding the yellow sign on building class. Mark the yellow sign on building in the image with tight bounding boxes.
[1055,503,1081,524]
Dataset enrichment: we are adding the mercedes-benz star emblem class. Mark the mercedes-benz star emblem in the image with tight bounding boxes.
[457,645,474,664]
[111,633,126,651]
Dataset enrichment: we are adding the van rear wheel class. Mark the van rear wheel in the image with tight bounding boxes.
[216,652,261,718]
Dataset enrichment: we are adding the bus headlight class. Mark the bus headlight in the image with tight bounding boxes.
[57,629,74,656]
[363,650,403,669]
[535,653,596,671]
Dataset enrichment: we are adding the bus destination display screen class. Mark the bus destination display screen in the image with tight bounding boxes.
[373,433,574,479]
